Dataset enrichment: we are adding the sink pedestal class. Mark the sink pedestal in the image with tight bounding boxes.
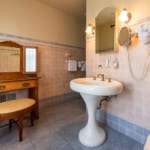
[70,77,123,147]
[79,93,106,147]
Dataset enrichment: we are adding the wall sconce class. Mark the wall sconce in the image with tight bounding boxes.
[119,8,129,23]
[85,24,94,34]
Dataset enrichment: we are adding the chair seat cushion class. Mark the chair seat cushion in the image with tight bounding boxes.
[0,98,35,114]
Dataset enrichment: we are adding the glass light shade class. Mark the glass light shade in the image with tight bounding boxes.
[85,24,93,34]
[119,8,128,22]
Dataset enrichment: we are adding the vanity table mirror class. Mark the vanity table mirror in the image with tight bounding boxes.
[0,41,38,80]
[24,47,38,74]
[0,41,22,73]
[95,7,117,53]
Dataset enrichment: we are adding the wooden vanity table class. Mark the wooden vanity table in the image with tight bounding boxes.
[0,78,39,118]
[0,41,39,118]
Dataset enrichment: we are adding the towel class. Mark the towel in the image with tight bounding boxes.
[67,60,77,71]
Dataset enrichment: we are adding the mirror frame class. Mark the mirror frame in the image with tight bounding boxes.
[95,7,119,53]
[0,41,23,74]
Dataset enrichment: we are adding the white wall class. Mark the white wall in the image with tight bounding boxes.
[0,0,85,48]
[86,0,150,130]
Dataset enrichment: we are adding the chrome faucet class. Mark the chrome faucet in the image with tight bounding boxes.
[97,64,105,81]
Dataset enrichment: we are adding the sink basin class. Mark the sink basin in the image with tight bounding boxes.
[70,77,123,96]
[70,77,123,147]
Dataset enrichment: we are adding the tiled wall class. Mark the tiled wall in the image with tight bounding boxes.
[0,34,85,101]
[86,20,150,140]
[38,43,85,99]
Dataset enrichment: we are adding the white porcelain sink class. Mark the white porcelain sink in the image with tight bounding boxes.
[70,77,123,96]
[70,77,123,147]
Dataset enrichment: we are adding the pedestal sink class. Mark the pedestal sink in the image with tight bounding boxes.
[70,77,123,147]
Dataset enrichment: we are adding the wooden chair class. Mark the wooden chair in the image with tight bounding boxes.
[0,98,36,141]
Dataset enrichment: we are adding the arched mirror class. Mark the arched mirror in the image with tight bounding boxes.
[95,7,116,53]
[118,27,131,46]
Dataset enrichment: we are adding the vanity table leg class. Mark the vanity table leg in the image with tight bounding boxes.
[29,87,39,119]
[9,119,12,129]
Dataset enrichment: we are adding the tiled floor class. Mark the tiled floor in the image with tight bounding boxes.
[0,96,144,150]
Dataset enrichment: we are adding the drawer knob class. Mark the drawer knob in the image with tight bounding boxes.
[22,83,30,87]
[0,85,6,90]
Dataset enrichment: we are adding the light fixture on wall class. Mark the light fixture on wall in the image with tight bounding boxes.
[85,24,94,34]
[119,8,129,22]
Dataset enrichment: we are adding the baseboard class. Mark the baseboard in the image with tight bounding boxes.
[39,92,81,108]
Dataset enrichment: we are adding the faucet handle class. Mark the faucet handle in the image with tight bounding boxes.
[106,77,111,82]
[97,74,105,81]
[92,76,97,80]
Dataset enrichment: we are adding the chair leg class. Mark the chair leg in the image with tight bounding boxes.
[31,111,34,126]
[18,115,24,142]
[9,119,12,129]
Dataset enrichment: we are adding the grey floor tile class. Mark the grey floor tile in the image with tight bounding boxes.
[0,98,144,150]
[32,133,73,150]
[132,142,144,150]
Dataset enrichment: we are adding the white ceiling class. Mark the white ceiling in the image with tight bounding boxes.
[37,0,86,18]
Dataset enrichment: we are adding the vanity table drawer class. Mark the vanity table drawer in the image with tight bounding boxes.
[21,80,37,88]
[0,80,37,92]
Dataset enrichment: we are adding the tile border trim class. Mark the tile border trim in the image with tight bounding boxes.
[96,109,150,144]
[39,92,81,108]
[0,32,85,50]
